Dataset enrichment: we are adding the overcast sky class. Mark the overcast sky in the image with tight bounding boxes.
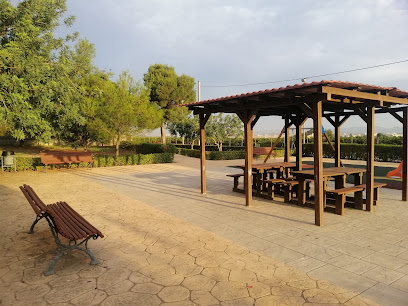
[60,0,408,134]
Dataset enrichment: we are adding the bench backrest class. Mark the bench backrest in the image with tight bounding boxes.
[41,152,93,165]
[253,147,272,155]
[20,184,47,216]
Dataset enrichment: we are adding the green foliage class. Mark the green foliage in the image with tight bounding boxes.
[207,150,246,160]
[303,143,403,162]
[0,0,75,141]
[167,117,199,148]
[177,148,202,158]
[120,142,177,154]
[4,152,173,172]
[143,64,196,142]
[177,148,245,160]
[100,71,162,156]
[205,113,243,151]
[175,144,244,151]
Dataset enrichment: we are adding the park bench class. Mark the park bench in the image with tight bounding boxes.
[326,182,387,215]
[40,151,94,172]
[253,147,276,157]
[19,184,103,275]
[262,178,285,199]
[226,173,244,191]
[276,180,300,203]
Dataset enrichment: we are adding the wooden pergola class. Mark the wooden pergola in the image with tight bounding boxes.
[184,80,408,226]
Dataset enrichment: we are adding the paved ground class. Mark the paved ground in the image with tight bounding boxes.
[1,155,408,305]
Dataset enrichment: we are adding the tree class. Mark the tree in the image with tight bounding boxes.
[101,71,161,157]
[167,117,199,149]
[0,0,76,142]
[143,64,196,144]
[206,114,242,151]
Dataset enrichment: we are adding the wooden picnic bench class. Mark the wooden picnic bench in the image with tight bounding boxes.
[326,182,387,215]
[253,147,275,157]
[40,151,94,172]
[20,184,103,275]
[226,173,244,191]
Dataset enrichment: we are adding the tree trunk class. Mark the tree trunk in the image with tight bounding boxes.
[115,136,120,157]
[161,123,166,144]
[191,140,195,149]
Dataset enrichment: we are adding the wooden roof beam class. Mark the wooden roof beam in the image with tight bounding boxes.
[320,86,408,105]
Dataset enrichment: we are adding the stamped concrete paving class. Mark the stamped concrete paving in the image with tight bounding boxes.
[0,155,403,305]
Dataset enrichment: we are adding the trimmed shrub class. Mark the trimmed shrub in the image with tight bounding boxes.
[121,142,177,154]
[207,150,246,160]
[4,152,174,172]
[175,144,243,151]
[177,148,201,158]
[302,143,403,162]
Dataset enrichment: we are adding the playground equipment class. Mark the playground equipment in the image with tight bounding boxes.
[387,161,403,179]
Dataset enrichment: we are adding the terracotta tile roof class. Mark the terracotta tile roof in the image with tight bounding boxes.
[183,80,408,107]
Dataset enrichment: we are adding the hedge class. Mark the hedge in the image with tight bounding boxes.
[5,153,174,172]
[120,142,177,154]
[302,143,403,162]
[177,148,245,160]
[175,144,244,151]
[176,148,291,160]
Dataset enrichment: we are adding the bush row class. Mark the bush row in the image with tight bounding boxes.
[175,144,244,151]
[120,142,177,154]
[177,148,246,160]
[8,153,174,171]
[302,143,403,162]
[176,148,291,160]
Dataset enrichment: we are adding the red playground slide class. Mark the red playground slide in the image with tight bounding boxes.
[387,161,403,179]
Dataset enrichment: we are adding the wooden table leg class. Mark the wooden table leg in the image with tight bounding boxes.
[335,175,346,189]
[298,177,306,205]
[354,173,363,185]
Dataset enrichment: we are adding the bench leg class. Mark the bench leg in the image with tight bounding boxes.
[267,183,275,200]
[233,177,239,191]
[28,215,44,234]
[305,181,311,200]
[283,186,292,203]
[45,247,66,276]
[298,180,306,205]
[335,194,345,215]
[354,191,363,210]
[374,187,379,206]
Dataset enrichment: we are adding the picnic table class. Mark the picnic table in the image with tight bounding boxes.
[292,167,367,206]
[235,162,314,195]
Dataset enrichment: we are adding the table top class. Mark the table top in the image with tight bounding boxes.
[237,162,313,170]
[292,167,366,177]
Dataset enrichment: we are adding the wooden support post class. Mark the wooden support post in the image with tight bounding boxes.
[199,114,210,194]
[296,123,302,171]
[334,115,341,167]
[285,117,290,162]
[240,111,256,206]
[313,101,324,226]
[366,106,375,211]
[403,108,408,201]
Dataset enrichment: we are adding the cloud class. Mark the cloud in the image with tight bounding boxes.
[63,0,408,129]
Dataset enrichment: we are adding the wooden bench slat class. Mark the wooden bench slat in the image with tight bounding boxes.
[55,202,90,238]
[40,152,94,166]
[47,204,80,240]
[355,183,387,189]
[277,180,299,186]
[326,186,365,195]
[262,179,285,183]
[58,202,103,237]
[253,147,272,155]
[226,174,243,178]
